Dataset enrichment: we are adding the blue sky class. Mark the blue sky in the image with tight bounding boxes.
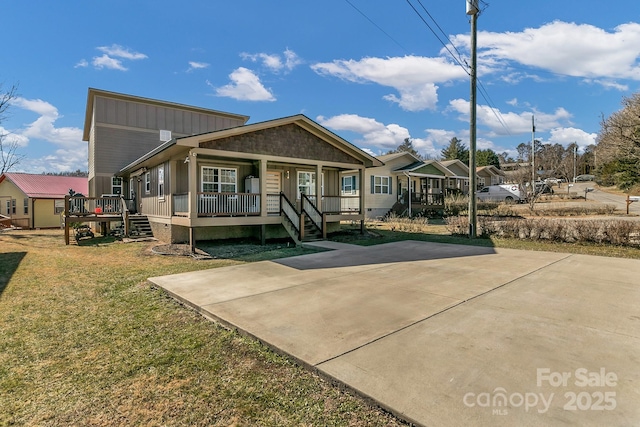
[2,0,640,173]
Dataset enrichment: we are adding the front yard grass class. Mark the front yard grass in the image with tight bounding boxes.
[0,229,404,426]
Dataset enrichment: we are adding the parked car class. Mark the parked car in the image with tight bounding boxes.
[575,174,595,182]
[535,182,554,195]
[476,184,524,203]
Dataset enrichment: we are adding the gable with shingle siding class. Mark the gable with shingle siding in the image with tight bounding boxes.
[200,124,361,164]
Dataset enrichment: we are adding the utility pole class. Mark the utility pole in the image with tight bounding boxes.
[531,115,536,186]
[573,143,577,183]
[467,0,478,238]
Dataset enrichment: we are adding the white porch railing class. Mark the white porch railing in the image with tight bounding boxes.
[197,192,260,216]
[305,195,360,214]
[267,193,280,215]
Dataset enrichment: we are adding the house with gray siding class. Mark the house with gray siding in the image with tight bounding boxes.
[82,89,381,247]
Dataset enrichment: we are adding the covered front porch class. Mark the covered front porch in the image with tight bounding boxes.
[117,115,382,248]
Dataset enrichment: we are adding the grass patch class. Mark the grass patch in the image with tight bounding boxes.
[0,229,404,426]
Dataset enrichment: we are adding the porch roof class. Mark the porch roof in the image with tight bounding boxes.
[393,160,453,177]
[178,114,382,168]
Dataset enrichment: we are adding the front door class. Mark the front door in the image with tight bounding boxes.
[266,171,281,214]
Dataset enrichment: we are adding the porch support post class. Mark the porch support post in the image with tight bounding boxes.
[259,159,267,217]
[260,224,266,245]
[359,167,366,234]
[64,195,70,245]
[188,152,198,220]
[187,151,198,253]
[315,164,322,208]
[359,167,365,216]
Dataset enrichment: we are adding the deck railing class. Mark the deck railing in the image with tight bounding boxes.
[305,195,361,214]
[197,192,260,216]
[266,193,280,214]
[404,192,445,206]
[67,196,126,215]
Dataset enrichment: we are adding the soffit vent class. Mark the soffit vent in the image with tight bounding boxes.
[160,129,172,142]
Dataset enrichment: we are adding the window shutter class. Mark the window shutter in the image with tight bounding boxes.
[371,175,375,194]
[389,176,392,195]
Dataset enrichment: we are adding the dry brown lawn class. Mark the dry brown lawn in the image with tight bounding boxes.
[0,229,404,426]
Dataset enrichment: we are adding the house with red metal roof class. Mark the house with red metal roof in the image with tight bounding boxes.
[0,173,88,228]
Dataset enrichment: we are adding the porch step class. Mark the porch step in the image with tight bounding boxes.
[281,216,302,246]
[129,215,153,238]
[302,216,322,242]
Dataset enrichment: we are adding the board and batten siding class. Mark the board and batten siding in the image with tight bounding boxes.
[140,162,171,218]
[94,96,245,136]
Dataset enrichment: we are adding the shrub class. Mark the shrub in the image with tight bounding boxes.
[446,216,640,247]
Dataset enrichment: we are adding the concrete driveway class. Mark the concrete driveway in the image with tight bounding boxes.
[149,241,640,426]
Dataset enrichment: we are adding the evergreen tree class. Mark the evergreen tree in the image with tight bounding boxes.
[386,138,424,160]
[440,137,469,164]
[476,149,501,168]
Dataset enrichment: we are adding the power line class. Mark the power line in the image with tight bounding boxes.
[343,0,409,53]
[405,0,469,73]
[405,0,511,136]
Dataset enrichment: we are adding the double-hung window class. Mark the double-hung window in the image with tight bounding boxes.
[24,198,29,214]
[371,176,391,194]
[341,176,357,195]
[297,171,315,198]
[144,172,151,194]
[111,177,123,195]
[201,167,237,193]
[157,165,165,199]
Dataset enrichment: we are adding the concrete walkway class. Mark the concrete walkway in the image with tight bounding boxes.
[149,241,640,426]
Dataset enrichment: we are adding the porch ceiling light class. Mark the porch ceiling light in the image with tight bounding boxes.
[184,156,190,164]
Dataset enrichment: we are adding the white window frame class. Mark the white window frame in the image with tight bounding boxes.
[145,172,151,194]
[201,166,237,193]
[297,171,324,199]
[157,164,165,199]
[341,175,357,195]
[111,177,123,195]
[24,198,29,215]
[54,199,64,214]
[372,176,391,194]
[6,200,10,216]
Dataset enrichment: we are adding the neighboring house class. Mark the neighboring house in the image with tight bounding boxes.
[0,173,87,229]
[440,159,470,194]
[342,152,472,219]
[82,89,381,246]
[476,165,505,187]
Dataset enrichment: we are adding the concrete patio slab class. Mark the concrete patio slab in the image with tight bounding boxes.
[148,241,640,426]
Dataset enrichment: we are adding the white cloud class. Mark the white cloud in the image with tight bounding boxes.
[84,44,147,71]
[92,54,127,71]
[13,98,84,149]
[7,98,86,172]
[448,99,573,136]
[311,55,468,111]
[548,127,597,150]
[96,44,148,60]
[240,48,301,73]
[317,114,409,150]
[74,59,88,68]
[187,61,209,72]
[211,67,276,101]
[451,21,640,84]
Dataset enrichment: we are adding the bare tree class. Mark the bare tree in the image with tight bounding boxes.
[0,83,24,174]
